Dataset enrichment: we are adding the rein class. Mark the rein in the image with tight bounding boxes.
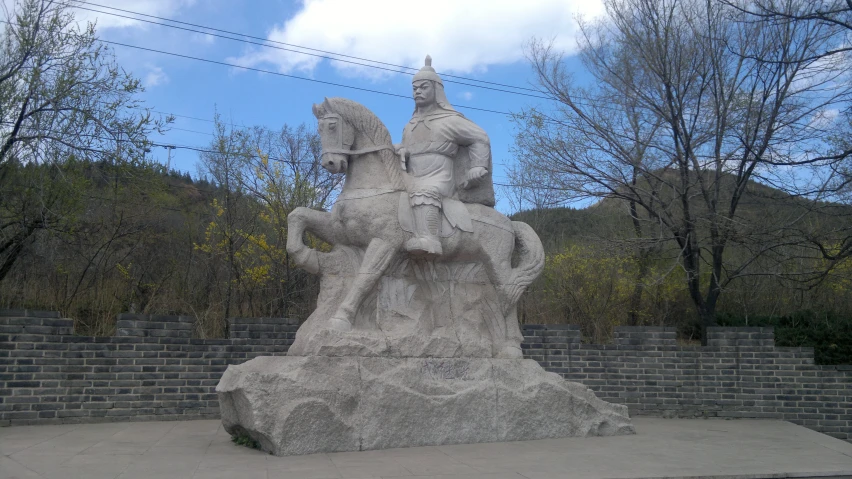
[321,145,396,157]
[321,144,408,174]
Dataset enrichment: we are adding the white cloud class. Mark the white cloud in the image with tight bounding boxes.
[231,0,604,77]
[72,0,196,31]
[809,108,840,129]
[143,64,168,87]
[459,91,474,101]
[191,32,216,45]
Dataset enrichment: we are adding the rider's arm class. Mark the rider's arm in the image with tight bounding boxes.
[444,116,491,170]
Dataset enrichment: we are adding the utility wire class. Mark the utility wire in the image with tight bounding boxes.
[74,0,546,94]
[99,39,519,117]
[169,126,215,136]
[73,4,555,101]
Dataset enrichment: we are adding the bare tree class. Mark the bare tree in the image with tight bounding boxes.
[0,0,166,164]
[195,113,257,326]
[0,0,167,284]
[512,0,851,342]
[241,123,340,318]
[724,0,852,62]
[723,1,852,279]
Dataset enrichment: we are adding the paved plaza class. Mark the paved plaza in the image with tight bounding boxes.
[1,417,851,479]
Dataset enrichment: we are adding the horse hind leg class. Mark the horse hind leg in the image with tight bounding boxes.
[329,238,399,332]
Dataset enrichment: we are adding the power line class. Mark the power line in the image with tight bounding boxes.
[1,13,630,115]
[99,39,519,117]
[151,109,214,124]
[168,126,214,136]
[5,125,324,167]
[73,4,554,101]
[74,0,546,94]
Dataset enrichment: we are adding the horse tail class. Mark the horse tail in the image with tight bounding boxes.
[505,221,545,306]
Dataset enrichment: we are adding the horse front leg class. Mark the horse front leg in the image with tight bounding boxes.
[329,238,399,332]
[286,207,335,274]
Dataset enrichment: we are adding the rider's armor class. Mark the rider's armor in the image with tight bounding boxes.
[402,57,492,256]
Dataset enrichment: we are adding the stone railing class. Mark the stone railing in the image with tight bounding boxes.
[1,311,849,441]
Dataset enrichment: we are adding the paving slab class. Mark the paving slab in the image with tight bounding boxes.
[0,417,850,479]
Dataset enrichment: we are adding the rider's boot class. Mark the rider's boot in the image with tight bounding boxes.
[405,204,442,256]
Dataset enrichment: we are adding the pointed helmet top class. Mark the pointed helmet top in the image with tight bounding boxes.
[412,54,442,85]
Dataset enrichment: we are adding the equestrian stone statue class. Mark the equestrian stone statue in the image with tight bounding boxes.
[216,56,634,457]
[283,56,545,358]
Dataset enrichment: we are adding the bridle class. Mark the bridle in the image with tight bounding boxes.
[319,114,395,159]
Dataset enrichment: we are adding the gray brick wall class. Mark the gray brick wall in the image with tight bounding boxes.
[1,311,850,443]
[0,310,295,426]
[521,325,852,442]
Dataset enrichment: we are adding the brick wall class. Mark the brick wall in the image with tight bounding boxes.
[1,310,850,441]
[0,310,296,425]
[522,325,852,441]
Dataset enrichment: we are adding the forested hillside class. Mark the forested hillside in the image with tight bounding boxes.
[511,182,852,352]
[0,155,329,337]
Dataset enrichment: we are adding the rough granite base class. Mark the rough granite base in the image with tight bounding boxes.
[216,356,635,456]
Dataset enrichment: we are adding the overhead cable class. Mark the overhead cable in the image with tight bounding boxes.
[73,0,546,94]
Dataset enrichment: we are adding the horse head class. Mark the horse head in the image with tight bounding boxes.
[313,98,355,174]
[312,97,405,192]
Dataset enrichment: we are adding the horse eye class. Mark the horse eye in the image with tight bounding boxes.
[329,123,336,130]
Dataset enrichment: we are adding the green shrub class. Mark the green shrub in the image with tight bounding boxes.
[231,433,260,450]
[716,311,852,365]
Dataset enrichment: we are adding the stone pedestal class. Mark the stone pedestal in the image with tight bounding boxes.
[216,356,634,456]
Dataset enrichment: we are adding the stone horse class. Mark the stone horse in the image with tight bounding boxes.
[286,98,544,356]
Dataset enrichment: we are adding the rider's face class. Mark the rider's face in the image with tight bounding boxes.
[413,80,436,107]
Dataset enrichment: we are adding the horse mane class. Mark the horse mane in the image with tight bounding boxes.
[323,97,405,191]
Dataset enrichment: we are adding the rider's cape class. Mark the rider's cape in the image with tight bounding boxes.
[454,144,496,207]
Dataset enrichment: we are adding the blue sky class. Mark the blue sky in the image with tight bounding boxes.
[71,0,601,213]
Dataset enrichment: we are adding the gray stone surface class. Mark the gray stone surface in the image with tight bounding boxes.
[217,356,361,456]
[216,356,634,456]
[2,418,852,478]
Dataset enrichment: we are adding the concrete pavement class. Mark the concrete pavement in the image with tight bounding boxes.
[1,417,851,479]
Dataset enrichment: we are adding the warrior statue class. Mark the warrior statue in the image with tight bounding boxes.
[217,55,634,458]
[282,55,545,355]
[397,55,494,256]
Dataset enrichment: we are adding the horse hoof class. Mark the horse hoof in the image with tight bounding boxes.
[496,345,523,359]
[329,317,352,332]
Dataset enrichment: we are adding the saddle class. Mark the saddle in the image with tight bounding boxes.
[398,194,473,238]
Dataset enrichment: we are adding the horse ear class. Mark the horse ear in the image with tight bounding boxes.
[322,97,332,112]
[312,103,320,118]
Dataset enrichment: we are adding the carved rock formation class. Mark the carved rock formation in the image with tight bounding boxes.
[217,356,635,456]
